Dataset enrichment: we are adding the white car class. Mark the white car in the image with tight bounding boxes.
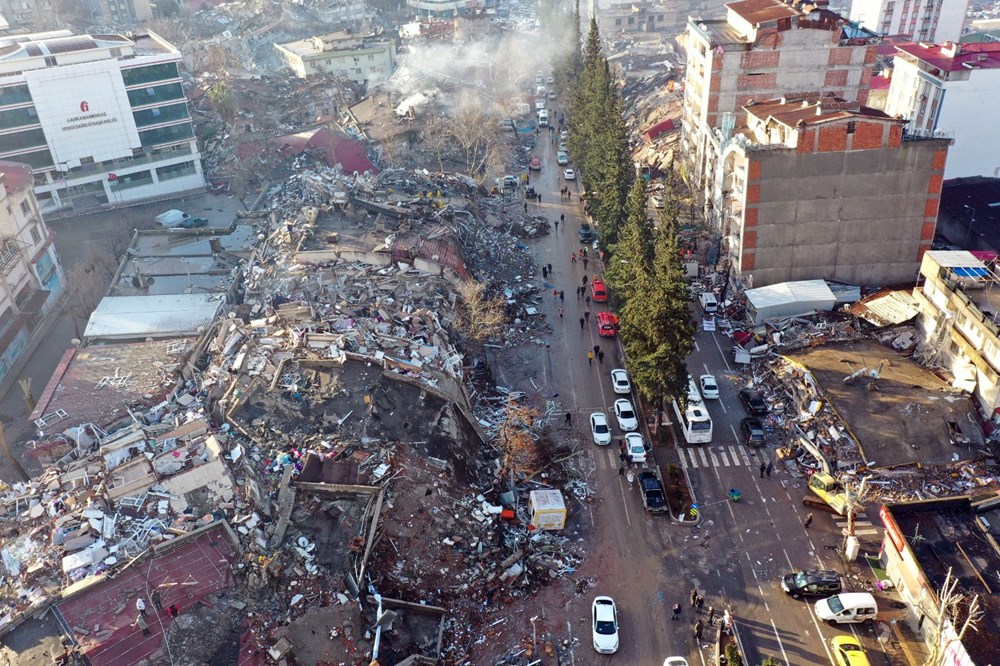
[590,412,612,445]
[663,659,689,666]
[560,129,569,140]
[557,151,569,166]
[625,432,646,463]
[700,374,719,399]
[592,596,619,654]
[614,399,638,432]
[564,168,576,180]
[611,368,631,394]
[547,75,554,84]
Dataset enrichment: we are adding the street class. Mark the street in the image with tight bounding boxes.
[516,108,889,665]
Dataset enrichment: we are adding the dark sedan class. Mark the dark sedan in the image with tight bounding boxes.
[741,417,766,447]
[739,389,768,415]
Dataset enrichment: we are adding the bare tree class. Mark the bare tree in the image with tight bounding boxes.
[443,94,510,181]
[456,281,506,345]
[61,258,110,339]
[923,568,984,666]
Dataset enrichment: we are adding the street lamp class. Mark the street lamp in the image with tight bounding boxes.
[963,204,977,249]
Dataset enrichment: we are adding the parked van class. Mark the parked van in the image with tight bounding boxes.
[814,593,877,626]
[698,291,718,314]
[537,110,549,127]
[155,209,191,228]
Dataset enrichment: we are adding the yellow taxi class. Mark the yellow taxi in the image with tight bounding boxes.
[830,636,871,666]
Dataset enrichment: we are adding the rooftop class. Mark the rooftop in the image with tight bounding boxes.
[276,30,382,58]
[887,499,1000,664]
[0,160,32,195]
[745,95,892,128]
[786,340,985,468]
[84,293,225,341]
[924,251,1000,326]
[896,41,1000,72]
[29,338,195,432]
[727,0,799,24]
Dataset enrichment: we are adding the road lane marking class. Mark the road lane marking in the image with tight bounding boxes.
[701,362,727,414]
[718,448,730,466]
[694,340,701,352]
[712,331,733,372]
[698,448,709,466]
[617,476,631,527]
[709,449,720,467]
[769,618,791,666]
[782,548,795,570]
[808,604,836,664]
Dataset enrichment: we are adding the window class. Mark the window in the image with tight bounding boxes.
[151,108,161,117]
[615,18,622,25]
[29,225,40,243]
[846,121,856,134]
[111,48,122,58]
[44,56,56,67]
[19,200,29,215]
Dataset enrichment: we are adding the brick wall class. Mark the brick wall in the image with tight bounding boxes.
[741,50,781,69]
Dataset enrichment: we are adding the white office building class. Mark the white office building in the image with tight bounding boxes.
[849,0,969,43]
[0,30,204,215]
[884,41,1000,179]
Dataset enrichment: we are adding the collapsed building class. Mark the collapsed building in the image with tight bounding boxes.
[0,161,592,665]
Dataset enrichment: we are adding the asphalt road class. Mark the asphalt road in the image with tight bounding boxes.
[524,110,889,665]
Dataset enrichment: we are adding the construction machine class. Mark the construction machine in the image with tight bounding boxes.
[797,435,851,515]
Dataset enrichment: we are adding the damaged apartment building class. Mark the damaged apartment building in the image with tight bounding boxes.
[0,161,587,665]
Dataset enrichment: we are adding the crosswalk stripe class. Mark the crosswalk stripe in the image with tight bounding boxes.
[679,450,689,468]
[718,448,731,466]
[698,448,709,467]
[709,449,720,467]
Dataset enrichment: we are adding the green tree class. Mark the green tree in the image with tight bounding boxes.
[622,212,695,402]
[604,178,653,305]
[207,82,235,122]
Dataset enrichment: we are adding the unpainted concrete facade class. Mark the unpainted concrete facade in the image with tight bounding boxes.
[680,0,879,193]
[724,108,949,287]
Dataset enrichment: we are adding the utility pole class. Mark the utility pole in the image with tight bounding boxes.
[841,476,870,561]
[19,378,34,411]
[0,421,30,482]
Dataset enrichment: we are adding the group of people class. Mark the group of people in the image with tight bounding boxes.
[672,587,732,642]
[559,187,573,200]
[133,590,181,637]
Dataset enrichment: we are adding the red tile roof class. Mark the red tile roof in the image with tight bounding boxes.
[870,74,891,90]
[0,160,33,195]
[745,95,892,127]
[896,41,1000,72]
[726,0,799,24]
[237,127,379,176]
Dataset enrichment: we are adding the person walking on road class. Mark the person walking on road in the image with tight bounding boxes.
[583,256,589,269]
[598,350,604,364]
[625,453,633,468]
[134,614,150,636]
[804,512,814,528]
[766,461,774,477]
[136,598,147,617]
[559,290,564,301]
[619,465,625,478]
[759,461,766,478]
[565,412,572,425]
[593,344,600,356]
[707,607,716,625]
[579,317,585,329]
[542,266,548,279]
[582,275,588,286]
[523,202,528,214]
[694,619,704,640]
[672,603,682,620]
[696,595,705,614]
[584,310,590,321]
[587,351,594,365]
[150,590,162,610]
[690,588,698,608]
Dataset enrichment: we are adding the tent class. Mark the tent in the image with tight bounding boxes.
[745,280,837,325]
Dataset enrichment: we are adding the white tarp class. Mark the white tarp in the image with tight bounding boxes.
[745,280,837,325]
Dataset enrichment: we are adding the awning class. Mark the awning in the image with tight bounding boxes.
[19,289,51,315]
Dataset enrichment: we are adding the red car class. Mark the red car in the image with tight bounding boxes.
[529,157,541,170]
[591,277,608,302]
[597,311,619,337]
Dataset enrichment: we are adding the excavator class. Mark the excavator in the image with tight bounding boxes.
[797,435,854,516]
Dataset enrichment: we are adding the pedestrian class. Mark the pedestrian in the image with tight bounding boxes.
[598,350,605,364]
[567,190,572,200]
[593,344,600,355]
[560,213,565,224]
[583,257,589,269]
[523,202,528,214]
[766,461,774,477]
[554,218,559,230]
[582,275,588,286]
[577,286,583,298]
[626,452,633,468]
[565,412,572,425]
[696,595,704,613]
[672,603,681,620]
[150,590,162,610]
[804,512,813,528]
[587,351,594,365]
[167,604,180,618]
[134,614,149,636]
[559,290,565,301]
[553,289,559,299]
[582,247,588,257]
[619,451,627,465]
[579,317,585,329]
[759,461,766,478]
[538,194,542,204]
[548,263,553,273]
[707,607,716,625]
[619,465,625,477]
[136,598,147,617]
[690,588,698,607]
[619,440,626,454]
[584,310,590,321]
[571,252,577,263]
[586,295,591,305]
[694,619,704,640]
[542,266,548,279]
